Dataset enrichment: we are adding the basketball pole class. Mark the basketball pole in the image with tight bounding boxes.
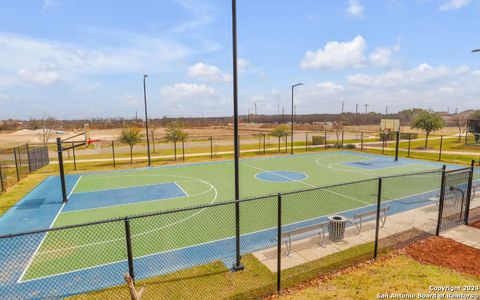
[231,0,244,272]
[143,74,151,167]
[394,131,400,161]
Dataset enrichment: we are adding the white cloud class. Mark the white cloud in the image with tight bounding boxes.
[161,82,215,99]
[317,82,345,93]
[17,69,62,85]
[42,0,58,10]
[439,0,472,11]
[0,94,9,101]
[301,35,397,69]
[0,32,190,86]
[187,63,231,82]
[346,0,364,17]
[301,35,367,69]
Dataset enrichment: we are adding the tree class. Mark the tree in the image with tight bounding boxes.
[411,110,445,148]
[150,124,158,153]
[119,127,142,164]
[332,121,344,145]
[35,115,55,145]
[470,110,480,120]
[271,124,289,152]
[165,120,188,160]
[451,114,467,142]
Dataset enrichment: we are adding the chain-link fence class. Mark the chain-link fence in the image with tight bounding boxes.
[0,144,49,193]
[0,166,477,299]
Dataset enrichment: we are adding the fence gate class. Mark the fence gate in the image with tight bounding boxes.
[440,168,471,231]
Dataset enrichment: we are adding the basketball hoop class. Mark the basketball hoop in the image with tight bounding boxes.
[87,139,102,153]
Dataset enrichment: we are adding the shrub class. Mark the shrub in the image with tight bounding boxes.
[399,132,418,139]
[311,136,325,145]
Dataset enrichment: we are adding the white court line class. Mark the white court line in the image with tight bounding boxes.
[19,186,441,283]
[242,161,370,205]
[174,182,190,197]
[17,202,66,283]
[67,176,82,200]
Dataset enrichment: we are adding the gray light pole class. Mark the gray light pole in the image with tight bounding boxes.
[291,83,303,154]
[143,74,151,167]
[364,104,369,125]
[231,0,244,272]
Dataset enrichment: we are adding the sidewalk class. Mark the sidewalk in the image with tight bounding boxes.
[441,225,480,250]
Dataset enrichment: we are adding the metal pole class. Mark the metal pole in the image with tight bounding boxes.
[276,193,282,292]
[124,218,135,282]
[394,131,400,161]
[360,132,364,151]
[231,0,244,272]
[291,83,303,155]
[210,136,213,159]
[112,141,116,168]
[464,160,475,225]
[341,131,344,148]
[56,137,68,203]
[374,177,382,259]
[13,147,20,182]
[408,136,411,157]
[182,137,185,161]
[0,164,5,192]
[438,135,443,161]
[382,133,385,154]
[26,143,32,173]
[285,134,287,153]
[143,74,151,167]
[72,144,77,171]
[435,165,447,235]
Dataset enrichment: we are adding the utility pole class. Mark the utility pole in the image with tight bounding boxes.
[254,103,257,115]
[355,104,359,128]
[341,101,344,114]
[291,83,304,154]
[282,106,285,123]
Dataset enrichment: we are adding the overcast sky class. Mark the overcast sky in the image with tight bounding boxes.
[0,0,480,119]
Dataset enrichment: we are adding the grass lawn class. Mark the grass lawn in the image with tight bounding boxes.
[278,254,480,300]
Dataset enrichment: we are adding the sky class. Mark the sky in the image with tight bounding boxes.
[0,0,480,119]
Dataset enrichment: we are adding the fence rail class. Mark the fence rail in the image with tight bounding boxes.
[0,165,478,299]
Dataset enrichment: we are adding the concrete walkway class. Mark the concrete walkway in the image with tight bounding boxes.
[441,225,480,249]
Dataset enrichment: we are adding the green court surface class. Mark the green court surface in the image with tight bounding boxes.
[21,152,443,281]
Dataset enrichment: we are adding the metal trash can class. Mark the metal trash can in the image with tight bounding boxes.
[328,215,347,241]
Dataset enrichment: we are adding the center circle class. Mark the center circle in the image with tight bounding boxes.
[255,171,308,182]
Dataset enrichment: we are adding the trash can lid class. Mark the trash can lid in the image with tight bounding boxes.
[328,215,347,221]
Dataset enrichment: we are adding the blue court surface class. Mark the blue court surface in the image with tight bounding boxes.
[344,159,412,170]
[255,171,308,182]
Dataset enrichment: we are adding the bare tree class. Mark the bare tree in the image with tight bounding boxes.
[451,114,466,142]
[37,115,55,145]
[332,121,344,145]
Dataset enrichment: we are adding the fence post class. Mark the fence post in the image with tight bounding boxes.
[341,131,344,148]
[360,132,364,151]
[464,160,475,225]
[438,136,443,161]
[13,147,20,182]
[305,132,308,152]
[276,193,282,293]
[263,134,266,155]
[72,144,77,171]
[124,218,135,283]
[26,143,32,173]
[374,177,382,259]
[57,137,68,203]
[284,134,288,153]
[324,131,327,149]
[112,141,116,168]
[408,136,411,157]
[381,133,385,155]
[394,131,400,162]
[0,164,5,192]
[182,137,185,161]
[210,136,213,159]
[435,165,447,236]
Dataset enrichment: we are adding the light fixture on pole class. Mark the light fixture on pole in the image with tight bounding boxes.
[291,83,303,154]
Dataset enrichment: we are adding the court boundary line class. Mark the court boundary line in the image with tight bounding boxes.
[254,170,309,183]
[17,187,440,283]
[61,178,213,214]
[71,181,183,195]
[67,176,82,200]
[174,181,190,197]
[242,161,371,205]
[17,202,66,283]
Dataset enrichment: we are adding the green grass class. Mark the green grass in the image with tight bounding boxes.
[22,152,442,281]
[67,240,375,300]
[279,254,480,299]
